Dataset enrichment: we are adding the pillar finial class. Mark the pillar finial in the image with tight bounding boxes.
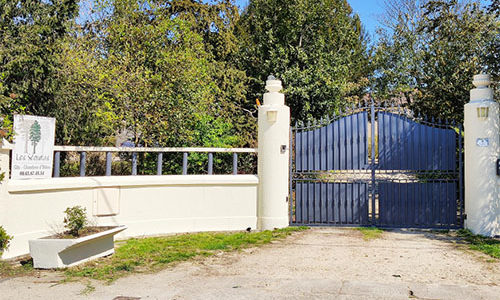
[470,73,493,102]
[472,74,491,89]
[265,75,282,93]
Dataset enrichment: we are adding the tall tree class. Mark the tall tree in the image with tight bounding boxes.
[0,0,79,118]
[373,0,499,122]
[238,0,370,123]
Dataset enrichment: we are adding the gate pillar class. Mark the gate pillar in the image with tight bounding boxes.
[464,74,500,236]
[257,76,290,230]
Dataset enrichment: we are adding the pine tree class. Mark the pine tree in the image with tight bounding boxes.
[29,121,41,154]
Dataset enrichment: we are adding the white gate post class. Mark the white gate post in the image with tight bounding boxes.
[257,76,290,230]
[464,74,500,236]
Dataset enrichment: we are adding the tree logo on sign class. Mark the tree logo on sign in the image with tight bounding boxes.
[29,120,41,154]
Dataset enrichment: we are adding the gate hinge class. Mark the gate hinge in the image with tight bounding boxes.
[286,196,289,202]
[463,214,467,220]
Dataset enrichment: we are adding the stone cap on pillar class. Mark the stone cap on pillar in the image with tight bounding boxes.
[265,75,282,93]
[470,74,493,103]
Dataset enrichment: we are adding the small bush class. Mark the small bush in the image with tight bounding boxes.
[64,206,89,237]
[0,225,13,255]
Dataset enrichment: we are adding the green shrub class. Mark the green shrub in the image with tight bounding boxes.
[0,226,13,255]
[64,206,88,237]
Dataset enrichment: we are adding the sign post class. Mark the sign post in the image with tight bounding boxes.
[11,115,56,179]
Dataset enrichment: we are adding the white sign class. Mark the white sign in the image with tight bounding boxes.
[476,138,490,148]
[12,115,56,179]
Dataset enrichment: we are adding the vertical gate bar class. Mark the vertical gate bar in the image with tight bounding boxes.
[320,121,323,170]
[314,181,323,223]
[458,124,463,226]
[106,152,112,176]
[338,117,341,169]
[370,100,376,224]
[381,111,386,169]
[313,124,316,170]
[351,182,354,223]
[364,112,368,166]
[445,180,449,226]
[157,152,163,175]
[407,180,411,226]
[396,182,401,225]
[357,183,361,224]
[396,112,401,171]
[302,127,306,172]
[411,182,416,226]
[183,152,188,175]
[132,152,137,175]
[344,114,348,170]
[409,121,414,170]
[319,124,322,170]
[350,113,354,170]
[388,109,393,171]
[432,182,437,226]
[54,151,60,177]
[356,111,360,170]
[403,113,407,170]
[307,124,310,171]
[426,121,431,170]
[301,180,305,223]
[314,182,317,222]
[326,183,330,223]
[319,182,323,222]
[344,182,348,224]
[79,151,86,177]
[326,122,330,170]
[233,153,238,175]
[208,153,213,175]
[338,183,342,224]
[307,182,313,223]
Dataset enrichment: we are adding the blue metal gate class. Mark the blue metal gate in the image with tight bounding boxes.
[289,102,463,228]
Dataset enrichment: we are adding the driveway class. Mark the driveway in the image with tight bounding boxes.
[1,228,499,299]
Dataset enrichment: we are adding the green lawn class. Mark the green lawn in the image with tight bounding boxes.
[65,227,308,283]
[457,229,500,259]
[356,227,384,240]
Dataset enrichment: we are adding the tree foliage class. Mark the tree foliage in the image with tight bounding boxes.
[0,0,79,118]
[53,0,253,148]
[373,0,499,122]
[238,0,370,123]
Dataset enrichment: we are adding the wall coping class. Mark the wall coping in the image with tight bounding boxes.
[7,175,259,193]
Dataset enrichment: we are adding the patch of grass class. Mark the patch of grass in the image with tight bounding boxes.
[78,282,96,295]
[356,227,384,240]
[457,229,500,259]
[65,227,308,283]
[0,258,35,278]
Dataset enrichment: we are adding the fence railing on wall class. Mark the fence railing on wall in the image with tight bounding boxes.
[52,146,258,177]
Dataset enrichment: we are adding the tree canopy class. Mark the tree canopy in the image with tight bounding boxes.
[372,0,499,122]
[0,0,498,152]
[238,0,370,123]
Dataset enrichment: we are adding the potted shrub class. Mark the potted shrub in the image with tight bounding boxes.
[29,206,126,269]
[0,225,13,258]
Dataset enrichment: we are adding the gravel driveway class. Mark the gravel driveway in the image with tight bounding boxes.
[1,227,499,299]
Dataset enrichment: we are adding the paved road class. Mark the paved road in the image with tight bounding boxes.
[1,228,499,299]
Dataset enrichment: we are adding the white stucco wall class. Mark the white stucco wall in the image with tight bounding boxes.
[0,175,258,259]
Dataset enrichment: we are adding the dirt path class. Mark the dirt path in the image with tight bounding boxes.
[1,228,500,299]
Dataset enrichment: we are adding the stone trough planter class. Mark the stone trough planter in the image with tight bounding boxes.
[29,226,126,269]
